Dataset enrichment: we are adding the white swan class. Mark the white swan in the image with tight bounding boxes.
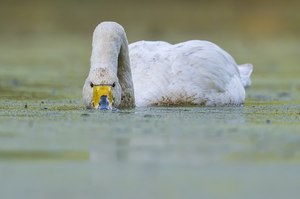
[83,22,253,110]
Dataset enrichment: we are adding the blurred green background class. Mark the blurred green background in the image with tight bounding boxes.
[1,0,300,39]
[0,0,299,101]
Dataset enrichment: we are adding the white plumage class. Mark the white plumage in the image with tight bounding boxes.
[83,22,253,109]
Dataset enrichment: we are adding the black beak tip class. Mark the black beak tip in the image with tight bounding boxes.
[98,95,110,110]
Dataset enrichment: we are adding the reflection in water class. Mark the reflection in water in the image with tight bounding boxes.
[1,105,300,199]
[0,150,88,161]
[114,132,130,162]
[85,106,300,199]
[88,106,247,168]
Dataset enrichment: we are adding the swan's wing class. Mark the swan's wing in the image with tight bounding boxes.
[129,40,245,106]
[168,40,241,91]
[164,40,245,105]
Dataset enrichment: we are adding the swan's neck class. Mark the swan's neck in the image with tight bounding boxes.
[90,22,135,108]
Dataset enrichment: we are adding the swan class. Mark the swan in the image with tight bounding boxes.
[83,22,253,110]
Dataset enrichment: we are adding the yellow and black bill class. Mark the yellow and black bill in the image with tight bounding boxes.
[92,85,113,110]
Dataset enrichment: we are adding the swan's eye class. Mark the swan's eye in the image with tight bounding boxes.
[90,82,94,88]
[112,82,116,88]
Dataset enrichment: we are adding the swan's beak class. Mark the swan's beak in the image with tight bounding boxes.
[93,85,113,110]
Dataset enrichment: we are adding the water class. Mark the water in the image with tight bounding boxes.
[1,99,300,199]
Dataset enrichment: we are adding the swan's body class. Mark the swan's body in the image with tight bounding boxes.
[83,22,253,109]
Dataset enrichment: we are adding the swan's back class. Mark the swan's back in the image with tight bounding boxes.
[129,40,247,106]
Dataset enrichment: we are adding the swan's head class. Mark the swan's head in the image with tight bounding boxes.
[83,68,122,110]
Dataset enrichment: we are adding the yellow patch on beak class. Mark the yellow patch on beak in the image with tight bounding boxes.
[93,85,113,109]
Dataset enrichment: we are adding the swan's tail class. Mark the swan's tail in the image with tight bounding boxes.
[238,63,253,88]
